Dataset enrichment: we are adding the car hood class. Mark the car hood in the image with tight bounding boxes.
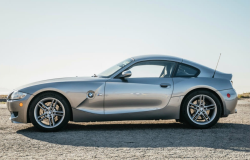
[15,77,109,92]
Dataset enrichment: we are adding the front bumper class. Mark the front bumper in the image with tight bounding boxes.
[7,94,34,123]
[217,88,238,117]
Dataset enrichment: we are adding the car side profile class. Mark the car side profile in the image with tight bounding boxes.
[7,55,238,131]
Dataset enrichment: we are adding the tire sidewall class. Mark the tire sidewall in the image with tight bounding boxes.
[181,90,222,129]
[29,92,70,132]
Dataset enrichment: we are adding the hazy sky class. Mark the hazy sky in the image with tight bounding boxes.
[0,0,249,94]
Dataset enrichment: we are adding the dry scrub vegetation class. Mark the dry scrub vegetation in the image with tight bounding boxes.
[0,95,7,99]
[238,92,250,99]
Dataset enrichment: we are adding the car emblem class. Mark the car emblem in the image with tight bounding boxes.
[88,92,93,98]
[87,91,95,99]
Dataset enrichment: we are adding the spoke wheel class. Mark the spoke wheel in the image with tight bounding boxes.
[29,92,70,132]
[187,95,217,125]
[34,97,65,128]
[180,90,221,129]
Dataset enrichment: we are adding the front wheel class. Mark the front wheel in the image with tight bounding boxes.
[29,92,70,132]
[181,90,222,129]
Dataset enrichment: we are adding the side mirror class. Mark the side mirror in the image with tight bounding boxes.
[120,70,132,78]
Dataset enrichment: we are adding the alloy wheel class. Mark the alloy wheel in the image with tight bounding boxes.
[34,97,65,128]
[187,94,217,125]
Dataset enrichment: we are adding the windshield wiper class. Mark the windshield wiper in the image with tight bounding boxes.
[92,74,98,77]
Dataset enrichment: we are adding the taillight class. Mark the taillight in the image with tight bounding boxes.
[227,93,231,98]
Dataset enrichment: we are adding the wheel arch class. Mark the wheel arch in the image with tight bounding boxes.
[27,91,73,123]
[179,88,225,120]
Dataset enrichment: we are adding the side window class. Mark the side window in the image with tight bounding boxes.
[175,64,199,77]
[126,61,175,78]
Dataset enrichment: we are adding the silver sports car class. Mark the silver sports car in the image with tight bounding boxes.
[7,55,237,131]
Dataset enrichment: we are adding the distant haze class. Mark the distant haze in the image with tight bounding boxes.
[0,88,11,95]
[0,0,249,94]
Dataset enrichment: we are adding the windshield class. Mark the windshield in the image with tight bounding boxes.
[98,58,133,78]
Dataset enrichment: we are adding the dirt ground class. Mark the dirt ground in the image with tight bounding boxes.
[0,99,249,159]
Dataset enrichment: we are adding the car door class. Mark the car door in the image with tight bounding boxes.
[104,60,176,117]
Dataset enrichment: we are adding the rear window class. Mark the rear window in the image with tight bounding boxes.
[175,64,199,77]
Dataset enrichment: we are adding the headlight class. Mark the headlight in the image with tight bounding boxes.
[10,91,27,100]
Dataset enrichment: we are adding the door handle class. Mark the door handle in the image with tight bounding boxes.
[160,83,170,88]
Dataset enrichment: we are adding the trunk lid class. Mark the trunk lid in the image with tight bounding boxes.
[214,71,232,80]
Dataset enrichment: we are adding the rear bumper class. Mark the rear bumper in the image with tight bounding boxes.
[7,94,34,123]
[216,88,238,117]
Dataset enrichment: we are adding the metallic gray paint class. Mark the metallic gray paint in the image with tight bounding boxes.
[121,70,132,78]
[172,77,236,116]
[76,83,105,114]
[132,55,183,63]
[214,71,233,80]
[72,96,183,122]
[105,78,173,114]
[7,94,34,123]
[7,55,237,124]
[172,77,233,97]
[216,89,238,115]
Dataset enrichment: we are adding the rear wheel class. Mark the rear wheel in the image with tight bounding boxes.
[181,90,221,129]
[29,92,70,132]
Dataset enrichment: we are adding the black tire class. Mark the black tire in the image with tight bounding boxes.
[29,92,70,132]
[180,90,222,129]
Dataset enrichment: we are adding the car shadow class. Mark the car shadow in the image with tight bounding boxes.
[17,122,250,152]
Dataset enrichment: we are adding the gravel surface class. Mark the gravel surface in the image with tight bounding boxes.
[0,100,249,159]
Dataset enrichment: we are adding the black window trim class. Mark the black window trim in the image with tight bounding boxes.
[173,63,200,78]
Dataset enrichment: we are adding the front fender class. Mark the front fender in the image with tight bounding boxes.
[19,81,106,108]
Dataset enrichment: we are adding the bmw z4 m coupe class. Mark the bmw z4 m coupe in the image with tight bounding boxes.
[7,55,238,131]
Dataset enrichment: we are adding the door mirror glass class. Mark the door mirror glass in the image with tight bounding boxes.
[121,70,132,78]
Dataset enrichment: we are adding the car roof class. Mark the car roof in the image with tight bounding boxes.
[132,54,215,77]
[132,55,183,63]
